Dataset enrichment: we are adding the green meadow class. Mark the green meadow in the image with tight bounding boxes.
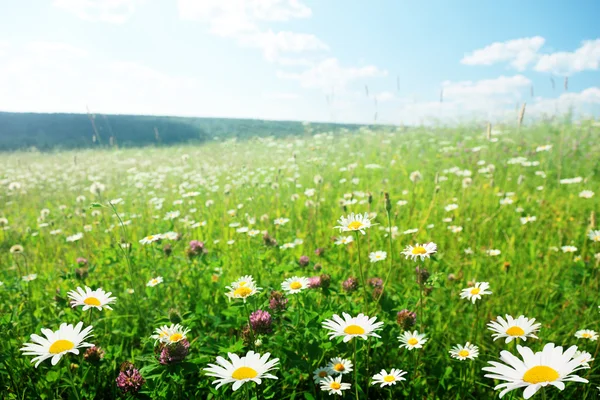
[1,122,599,399]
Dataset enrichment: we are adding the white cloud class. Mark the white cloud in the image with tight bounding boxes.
[442,75,531,99]
[265,92,300,100]
[375,91,396,102]
[534,39,600,75]
[240,30,328,61]
[528,87,600,116]
[277,58,387,92]
[461,36,545,70]
[178,0,311,35]
[53,0,143,24]
[177,0,324,64]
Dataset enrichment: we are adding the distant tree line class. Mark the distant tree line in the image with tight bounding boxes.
[0,112,366,151]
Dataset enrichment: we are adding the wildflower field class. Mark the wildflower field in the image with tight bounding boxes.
[1,122,599,399]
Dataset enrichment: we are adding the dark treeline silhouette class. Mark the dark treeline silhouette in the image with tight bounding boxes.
[0,112,366,151]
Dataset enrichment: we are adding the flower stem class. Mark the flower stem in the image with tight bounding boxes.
[354,232,369,311]
[353,338,359,400]
[66,363,81,400]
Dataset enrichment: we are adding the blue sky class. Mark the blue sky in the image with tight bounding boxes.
[0,0,599,124]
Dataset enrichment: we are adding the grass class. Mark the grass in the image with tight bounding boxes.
[0,121,599,399]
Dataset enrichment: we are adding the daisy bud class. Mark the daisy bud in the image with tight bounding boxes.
[84,346,105,365]
[116,363,145,394]
[368,192,373,204]
[76,257,88,266]
[298,255,310,267]
[415,266,430,284]
[384,192,392,213]
[396,309,417,330]
[319,274,331,289]
[163,244,172,257]
[342,277,359,293]
[75,267,89,280]
[249,310,273,334]
[308,276,322,289]
[503,262,511,272]
[159,339,190,365]
[263,232,277,247]
[313,263,322,271]
[368,277,383,287]
[447,273,457,282]
[168,308,182,324]
[268,291,288,312]
[314,248,325,257]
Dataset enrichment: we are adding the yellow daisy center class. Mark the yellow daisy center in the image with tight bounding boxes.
[233,287,252,297]
[330,382,341,390]
[522,366,559,384]
[169,333,183,342]
[384,375,395,382]
[151,279,158,285]
[458,350,470,357]
[239,281,247,286]
[290,282,302,290]
[470,288,481,295]
[347,221,364,230]
[407,338,419,346]
[506,326,525,336]
[582,333,592,338]
[343,325,365,335]
[83,297,101,306]
[318,371,328,378]
[594,235,600,241]
[49,339,75,354]
[333,363,345,372]
[146,236,154,240]
[232,366,258,380]
[411,246,427,255]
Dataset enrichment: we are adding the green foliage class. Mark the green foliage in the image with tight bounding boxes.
[0,121,599,399]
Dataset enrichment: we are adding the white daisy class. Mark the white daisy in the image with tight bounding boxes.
[20,322,94,367]
[139,234,162,245]
[322,313,384,342]
[483,343,589,399]
[334,212,376,235]
[487,249,501,256]
[575,330,598,341]
[334,236,354,245]
[449,342,479,360]
[146,276,163,287]
[579,190,594,199]
[66,233,83,242]
[281,276,310,294]
[204,350,279,391]
[588,230,600,242]
[460,282,492,303]
[151,323,190,344]
[398,330,427,350]
[369,251,387,263]
[520,216,536,225]
[320,375,351,396]
[22,274,37,282]
[225,279,261,302]
[401,242,437,261]
[371,368,407,387]
[326,357,353,375]
[561,246,578,253]
[229,275,257,289]
[487,315,541,343]
[313,367,331,383]
[67,286,117,311]
[573,350,594,367]
[273,218,289,226]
